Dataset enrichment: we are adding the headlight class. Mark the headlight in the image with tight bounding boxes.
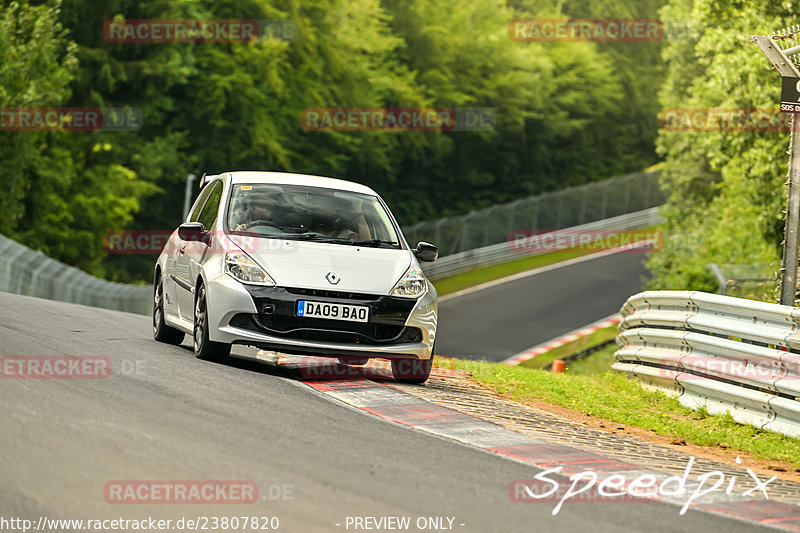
[390,266,426,298]
[225,251,276,285]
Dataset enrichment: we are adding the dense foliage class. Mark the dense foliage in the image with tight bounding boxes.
[1,0,667,281]
[646,0,795,295]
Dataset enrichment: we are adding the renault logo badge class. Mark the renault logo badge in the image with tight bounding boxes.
[325,272,340,285]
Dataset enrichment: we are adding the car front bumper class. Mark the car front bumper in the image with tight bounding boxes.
[205,272,437,360]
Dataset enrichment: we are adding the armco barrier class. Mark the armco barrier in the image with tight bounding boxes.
[614,290,800,438]
[404,169,664,257]
[420,207,663,280]
[0,233,151,315]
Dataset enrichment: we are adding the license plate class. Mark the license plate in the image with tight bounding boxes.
[296,300,369,323]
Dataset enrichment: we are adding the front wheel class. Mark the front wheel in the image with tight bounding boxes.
[153,273,185,345]
[193,284,231,362]
[391,358,433,384]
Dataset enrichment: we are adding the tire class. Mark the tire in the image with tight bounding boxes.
[338,357,369,366]
[153,273,185,345]
[391,357,433,384]
[193,283,231,362]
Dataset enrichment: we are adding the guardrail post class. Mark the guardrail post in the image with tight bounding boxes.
[434,218,446,250]
[623,177,631,213]
[555,192,564,228]
[578,186,588,225]
[709,263,728,295]
[531,197,540,230]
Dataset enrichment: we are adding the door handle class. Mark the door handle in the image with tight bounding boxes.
[179,245,186,255]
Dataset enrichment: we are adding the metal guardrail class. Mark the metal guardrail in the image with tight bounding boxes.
[0,233,151,315]
[404,169,664,257]
[421,207,663,280]
[613,291,800,438]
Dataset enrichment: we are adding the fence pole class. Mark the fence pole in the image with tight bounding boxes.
[754,33,800,305]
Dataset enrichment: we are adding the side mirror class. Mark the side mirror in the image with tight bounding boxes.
[414,242,438,263]
[178,222,206,243]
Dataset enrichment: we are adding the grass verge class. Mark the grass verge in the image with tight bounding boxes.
[433,355,800,466]
[565,343,617,375]
[432,227,659,297]
[520,324,619,371]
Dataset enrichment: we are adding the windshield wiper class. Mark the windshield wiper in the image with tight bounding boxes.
[285,234,356,244]
[279,232,329,240]
[281,234,398,247]
[349,239,399,247]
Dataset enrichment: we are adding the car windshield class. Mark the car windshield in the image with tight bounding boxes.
[227,183,400,247]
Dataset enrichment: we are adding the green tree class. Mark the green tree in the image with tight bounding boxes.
[3,0,676,282]
[646,0,793,294]
[1,0,160,278]
[0,0,77,232]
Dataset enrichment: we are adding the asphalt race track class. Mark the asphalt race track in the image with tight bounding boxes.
[0,292,773,533]
[436,250,649,361]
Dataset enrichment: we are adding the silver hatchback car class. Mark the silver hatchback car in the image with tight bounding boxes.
[153,171,439,383]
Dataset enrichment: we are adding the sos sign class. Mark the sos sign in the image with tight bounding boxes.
[781,76,800,113]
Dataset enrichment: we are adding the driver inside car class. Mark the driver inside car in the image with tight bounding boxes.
[307,196,371,239]
[347,197,371,240]
[233,202,273,231]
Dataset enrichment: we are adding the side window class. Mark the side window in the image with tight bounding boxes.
[197,181,223,230]
[188,182,215,222]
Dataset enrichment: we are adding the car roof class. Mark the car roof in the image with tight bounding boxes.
[221,171,378,196]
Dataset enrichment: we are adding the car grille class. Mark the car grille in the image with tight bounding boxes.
[234,286,420,345]
[284,288,382,301]
[229,313,422,345]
